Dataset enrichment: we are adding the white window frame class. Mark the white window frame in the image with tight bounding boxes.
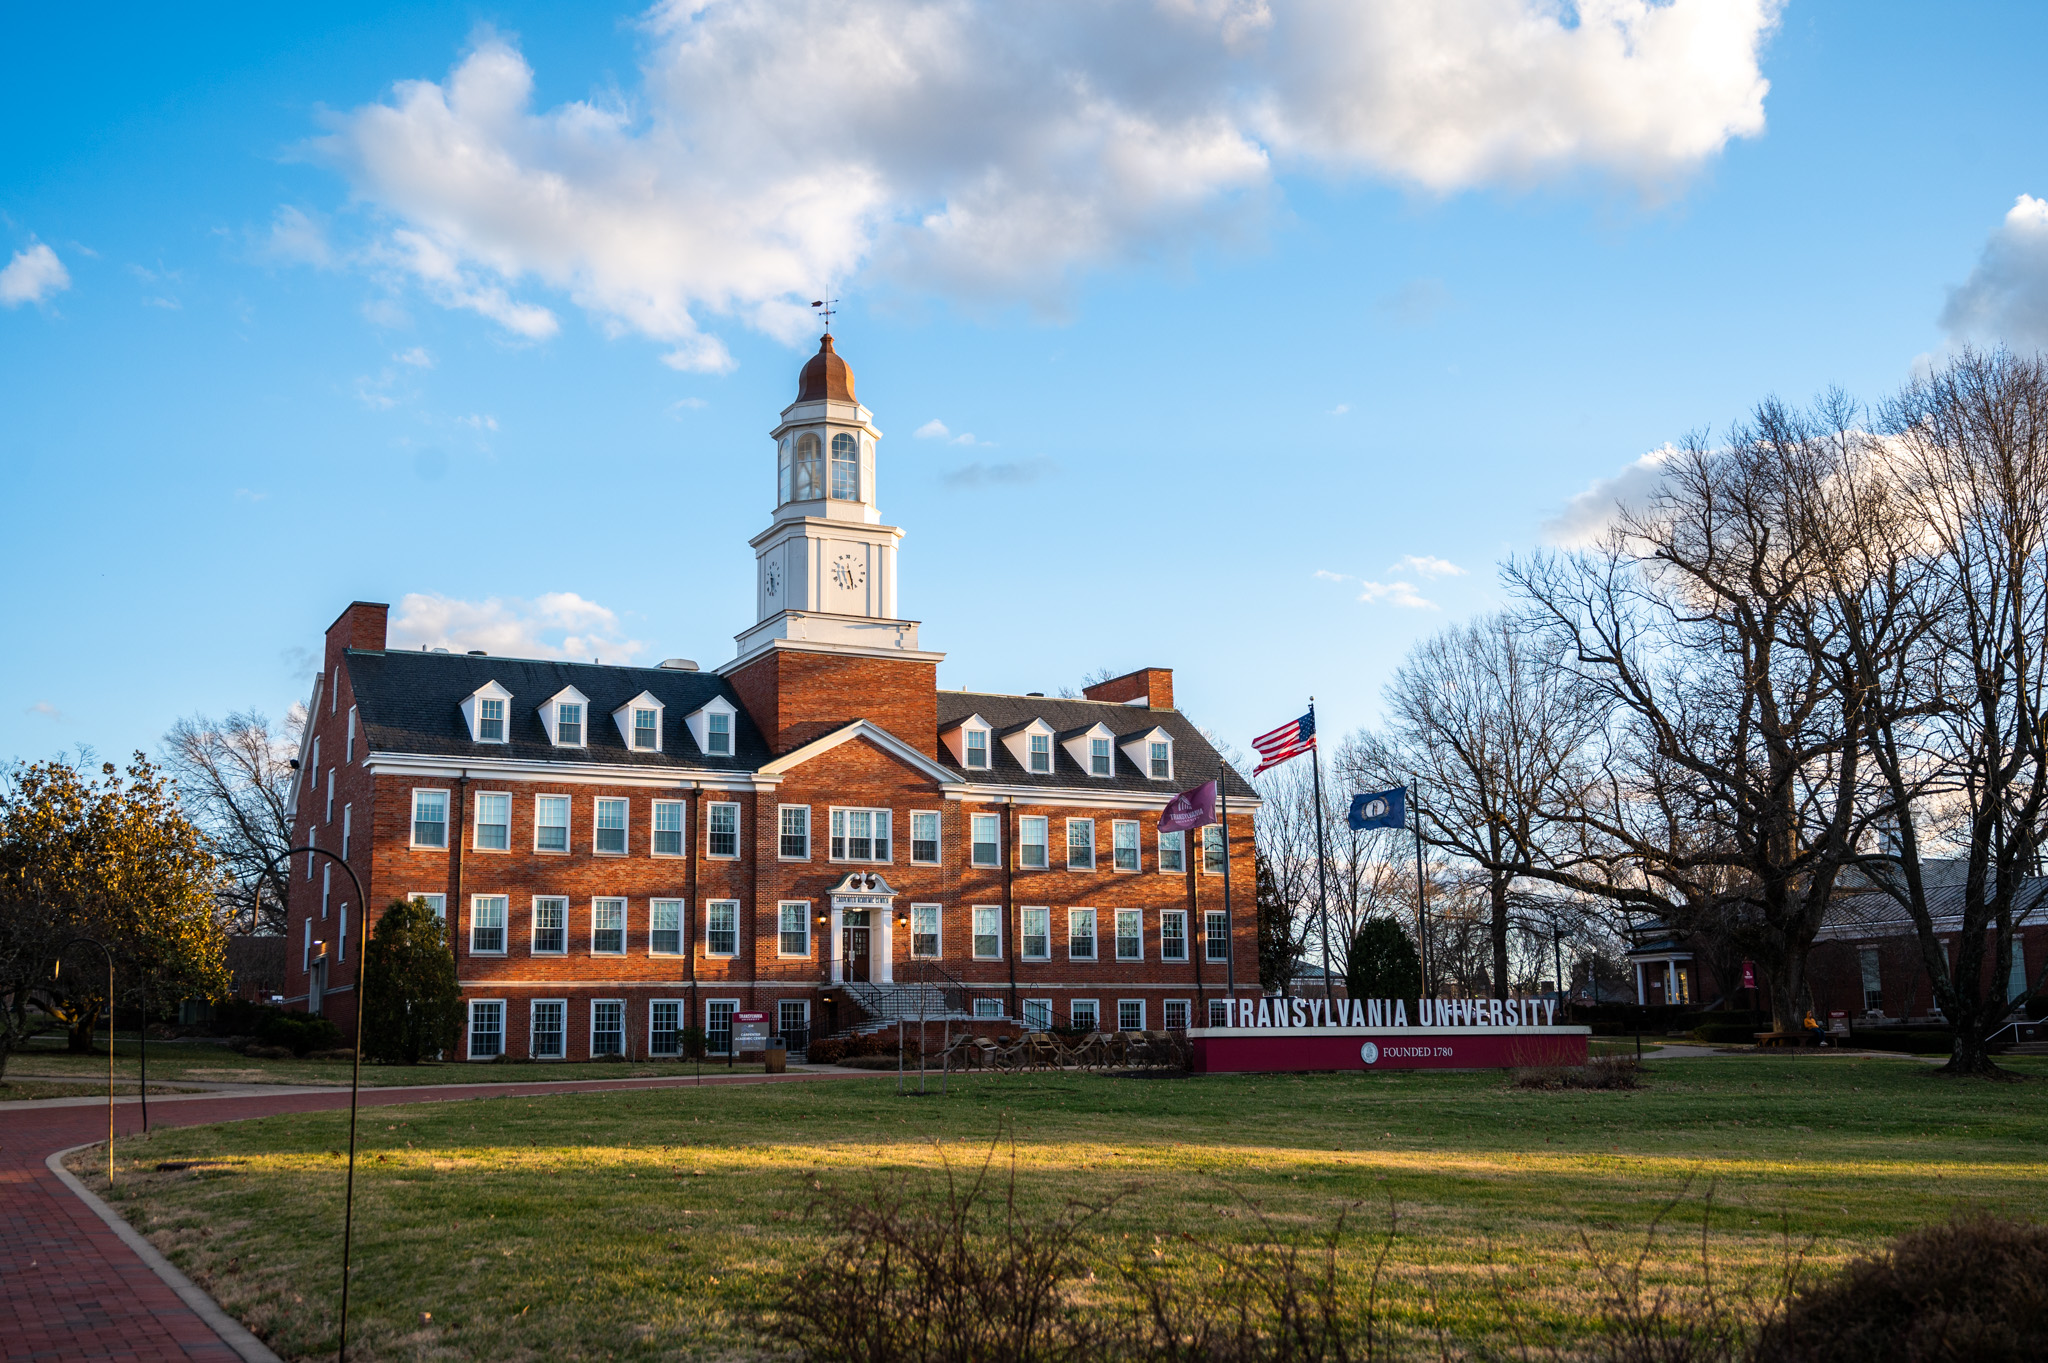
[1158,829,1185,874]
[589,999,626,1058]
[593,797,629,856]
[1066,818,1096,871]
[1023,998,1053,1031]
[1160,909,1188,962]
[829,807,893,863]
[467,999,506,1060]
[1118,999,1146,1032]
[341,803,352,860]
[1206,909,1230,963]
[591,897,628,955]
[706,709,732,756]
[540,686,591,748]
[651,800,685,858]
[530,999,568,1060]
[1115,908,1143,962]
[705,998,740,1055]
[1029,733,1052,773]
[1019,816,1048,869]
[612,691,665,752]
[706,801,741,859]
[531,896,569,955]
[1021,906,1051,960]
[910,902,942,958]
[473,790,512,852]
[470,895,508,955]
[974,997,1005,1021]
[1119,726,1174,781]
[1202,824,1226,875]
[346,706,356,763]
[705,900,740,957]
[534,795,571,854]
[970,812,1001,868]
[1208,998,1232,1028]
[686,696,739,757]
[1068,908,1097,961]
[410,788,449,850]
[1069,998,1100,1033]
[322,863,330,917]
[325,769,334,823]
[779,804,812,860]
[963,723,991,769]
[909,810,941,865]
[1163,999,1191,1031]
[1000,717,1059,775]
[650,898,684,955]
[649,998,686,1057]
[778,998,812,1044]
[409,892,447,922]
[778,901,812,958]
[1112,820,1139,873]
[462,680,513,744]
[971,905,1003,960]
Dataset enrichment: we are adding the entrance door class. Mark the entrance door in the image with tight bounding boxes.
[843,926,872,982]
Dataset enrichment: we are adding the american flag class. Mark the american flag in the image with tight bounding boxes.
[1252,710,1316,774]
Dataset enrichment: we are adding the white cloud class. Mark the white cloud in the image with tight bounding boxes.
[390,591,646,662]
[1391,554,1465,579]
[1356,579,1437,609]
[1312,568,1347,582]
[308,2,1776,355]
[1329,403,1350,416]
[942,456,1056,489]
[914,419,952,439]
[458,413,499,430]
[1542,442,1680,547]
[27,700,61,720]
[262,206,335,268]
[1,242,71,307]
[395,346,434,367]
[1941,194,2048,349]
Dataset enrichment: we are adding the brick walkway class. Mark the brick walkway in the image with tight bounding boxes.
[0,1069,862,1361]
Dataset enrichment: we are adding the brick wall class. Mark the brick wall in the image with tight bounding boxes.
[727,647,938,757]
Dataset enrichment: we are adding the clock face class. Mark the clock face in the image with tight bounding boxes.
[764,559,781,598]
[832,553,866,590]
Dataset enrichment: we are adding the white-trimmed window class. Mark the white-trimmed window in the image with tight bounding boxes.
[1068,908,1097,961]
[910,811,940,864]
[475,792,510,851]
[1115,908,1143,961]
[535,796,570,853]
[1161,909,1188,962]
[322,863,330,917]
[779,902,811,957]
[1208,998,1232,1028]
[341,804,352,860]
[1029,733,1052,773]
[1019,817,1048,869]
[633,706,658,750]
[1159,829,1185,874]
[592,898,627,954]
[1148,740,1171,779]
[779,805,811,859]
[558,702,584,746]
[1023,998,1053,1031]
[1118,999,1146,1032]
[650,899,684,955]
[1203,825,1226,874]
[1206,909,1229,962]
[965,726,989,769]
[706,900,739,956]
[410,893,447,922]
[911,903,941,957]
[1021,907,1051,960]
[590,1000,625,1057]
[311,736,320,791]
[1164,999,1191,1031]
[594,798,628,855]
[831,431,860,500]
[531,1000,567,1060]
[830,808,892,861]
[532,897,568,954]
[779,999,811,1045]
[652,800,684,857]
[303,917,311,970]
[468,1000,505,1059]
[706,710,731,755]
[649,999,684,1056]
[338,904,348,962]
[705,998,738,1055]
[971,813,1000,867]
[325,770,334,823]
[972,905,1002,959]
[412,789,449,849]
[1069,999,1099,1032]
[470,895,507,954]
[1067,819,1095,871]
[975,998,1005,1020]
[707,802,740,858]
[1090,737,1112,777]
[1112,820,1139,872]
[1119,727,1173,781]
[347,706,356,763]
[478,695,506,742]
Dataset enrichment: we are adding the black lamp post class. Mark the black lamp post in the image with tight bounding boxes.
[55,936,116,1183]
[275,845,369,1363]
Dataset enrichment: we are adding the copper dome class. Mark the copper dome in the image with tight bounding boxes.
[796,333,856,403]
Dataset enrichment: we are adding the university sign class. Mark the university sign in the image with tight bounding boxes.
[1190,996,1590,1073]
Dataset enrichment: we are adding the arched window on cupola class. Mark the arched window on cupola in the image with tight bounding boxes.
[830,432,859,500]
[777,437,792,503]
[793,432,823,500]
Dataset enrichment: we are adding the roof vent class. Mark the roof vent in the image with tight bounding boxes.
[431,647,451,654]
[1025,691,1044,697]
[659,657,700,671]
[467,650,487,656]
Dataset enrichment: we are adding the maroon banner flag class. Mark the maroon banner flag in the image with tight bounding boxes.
[1158,780,1218,833]
[1740,959,1756,990]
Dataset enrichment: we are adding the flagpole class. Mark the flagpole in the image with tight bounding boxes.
[1308,700,1335,1010]
[1218,766,1236,1001]
[1412,779,1432,1000]
[1187,794,1206,1014]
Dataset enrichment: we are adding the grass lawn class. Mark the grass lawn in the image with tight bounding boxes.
[0,1078,205,1101]
[70,1054,2048,1362]
[9,1036,774,1087]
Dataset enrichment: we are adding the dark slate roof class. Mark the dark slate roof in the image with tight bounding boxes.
[935,691,1255,798]
[344,649,768,772]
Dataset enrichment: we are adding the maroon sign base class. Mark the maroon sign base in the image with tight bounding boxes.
[1189,1027,1590,1073]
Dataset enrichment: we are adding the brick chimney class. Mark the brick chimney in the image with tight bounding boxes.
[323,601,389,678]
[1083,667,1173,710]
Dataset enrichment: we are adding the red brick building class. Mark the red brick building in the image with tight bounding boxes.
[283,334,1260,1059]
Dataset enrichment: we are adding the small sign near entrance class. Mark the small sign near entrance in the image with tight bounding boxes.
[733,1012,771,1053]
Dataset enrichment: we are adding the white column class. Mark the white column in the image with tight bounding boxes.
[828,900,843,984]
[1634,962,1647,1006]
[878,907,895,984]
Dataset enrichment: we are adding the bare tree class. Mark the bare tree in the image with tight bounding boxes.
[1251,761,1320,993]
[161,708,303,935]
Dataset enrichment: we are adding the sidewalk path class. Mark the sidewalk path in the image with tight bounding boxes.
[0,1068,869,1361]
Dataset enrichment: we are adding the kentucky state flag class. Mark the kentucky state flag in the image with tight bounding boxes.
[1348,787,1406,831]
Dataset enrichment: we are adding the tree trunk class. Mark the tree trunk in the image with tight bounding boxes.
[1489,874,1511,1001]
[1766,956,1804,1035]
[1941,1030,2009,1078]
[66,1005,101,1054]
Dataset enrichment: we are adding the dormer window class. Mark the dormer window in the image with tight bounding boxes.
[1062,721,1118,778]
[966,728,988,768]
[1000,716,1060,776]
[460,680,514,744]
[707,712,731,755]
[1090,738,1111,776]
[1120,726,1175,781]
[942,714,995,771]
[539,687,591,748]
[1029,734,1051,773]
[612,691,665,753]
[686,694,740,759]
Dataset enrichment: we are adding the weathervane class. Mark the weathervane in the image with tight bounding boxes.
[810,297,838,335]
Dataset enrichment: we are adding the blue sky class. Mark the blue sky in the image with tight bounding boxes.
[6,1,2048,767]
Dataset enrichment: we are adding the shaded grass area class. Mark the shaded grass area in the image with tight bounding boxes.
[11,1035,773,1087]
[73,1055,2048,1362]
[0,1078,204,1101]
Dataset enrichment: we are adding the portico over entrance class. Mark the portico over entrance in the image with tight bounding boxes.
[828,871,896,985]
